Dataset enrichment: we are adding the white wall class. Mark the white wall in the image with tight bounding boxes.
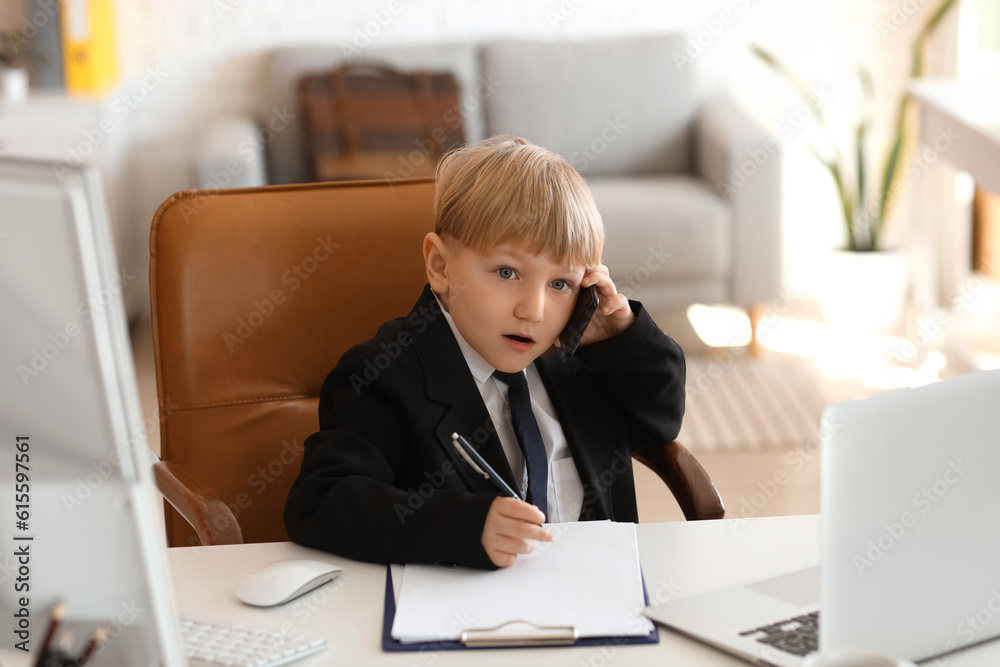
[13,0,965,318]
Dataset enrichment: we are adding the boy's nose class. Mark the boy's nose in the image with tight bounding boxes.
[513,286,545,323]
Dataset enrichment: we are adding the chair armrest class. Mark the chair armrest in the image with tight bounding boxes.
[152,460,244,546]
[694,96,783,307]
[633,441,725,520]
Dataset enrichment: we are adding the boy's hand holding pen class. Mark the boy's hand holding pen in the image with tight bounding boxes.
[481,498,553,568]
[452,432,554,568]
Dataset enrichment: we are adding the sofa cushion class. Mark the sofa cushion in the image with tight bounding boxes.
[622,279,728,315]
[588,175,731,287]
[263,43,480,185]
[482,34,698,177]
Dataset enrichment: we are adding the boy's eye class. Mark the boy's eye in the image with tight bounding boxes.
[551,279,570,291]
[497,267,516,280]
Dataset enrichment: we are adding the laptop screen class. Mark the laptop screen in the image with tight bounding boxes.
[821,368,1000,660]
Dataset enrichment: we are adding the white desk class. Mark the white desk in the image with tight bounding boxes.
[164,514,1000,666]
[5,515,999,665]
[171,516,819,666]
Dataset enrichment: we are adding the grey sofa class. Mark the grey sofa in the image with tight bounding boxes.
[232,34,782,317]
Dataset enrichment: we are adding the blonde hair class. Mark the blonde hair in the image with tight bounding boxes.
[433,135,604,267]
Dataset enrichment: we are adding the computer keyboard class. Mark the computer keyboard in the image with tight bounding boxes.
[738,610,820,657]
[180,616,327,667]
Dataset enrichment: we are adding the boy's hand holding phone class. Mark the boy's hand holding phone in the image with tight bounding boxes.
[568,264,634,349]
[481,497,554,568]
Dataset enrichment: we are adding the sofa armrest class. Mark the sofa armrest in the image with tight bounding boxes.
[153,460,243,546]
[196,116,269,189]
[633,441,725,521]
[695,97,783,307]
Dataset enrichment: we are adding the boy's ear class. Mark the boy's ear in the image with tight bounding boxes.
[422,233,450,294]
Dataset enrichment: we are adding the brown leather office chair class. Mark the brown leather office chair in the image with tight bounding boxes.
[149,177,724,548]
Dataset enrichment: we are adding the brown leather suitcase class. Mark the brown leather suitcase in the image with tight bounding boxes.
[297,63,466,182]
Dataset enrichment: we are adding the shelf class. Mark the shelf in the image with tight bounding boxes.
[909,78,1000,196]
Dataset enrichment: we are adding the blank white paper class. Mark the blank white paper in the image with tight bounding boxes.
[390,521,653,643]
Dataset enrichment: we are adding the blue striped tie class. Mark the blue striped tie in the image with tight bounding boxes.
[493,370,548,518]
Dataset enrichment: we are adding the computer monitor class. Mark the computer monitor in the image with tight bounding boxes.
[0,156,185,666]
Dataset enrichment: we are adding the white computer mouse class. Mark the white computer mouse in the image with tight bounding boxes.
[236,558,342,607]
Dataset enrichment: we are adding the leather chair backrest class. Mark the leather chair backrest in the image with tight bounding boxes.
[150,178,435,546]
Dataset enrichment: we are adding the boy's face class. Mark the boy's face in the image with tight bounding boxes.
[429,237,586,373]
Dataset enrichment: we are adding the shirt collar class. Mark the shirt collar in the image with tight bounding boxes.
[432,291,496,384]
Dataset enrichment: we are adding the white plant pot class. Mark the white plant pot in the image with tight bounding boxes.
[819,248,909,334]
[0,67,29,103]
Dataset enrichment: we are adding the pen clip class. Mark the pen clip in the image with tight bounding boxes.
[451,432,489,479]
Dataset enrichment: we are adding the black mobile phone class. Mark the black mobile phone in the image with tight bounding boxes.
[559,285,599,357]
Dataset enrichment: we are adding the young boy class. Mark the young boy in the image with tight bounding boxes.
[284,135,685,570]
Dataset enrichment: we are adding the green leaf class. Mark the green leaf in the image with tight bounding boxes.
[856,123,867,244]
[912,0,958,78]
[750,44,827,128]
[923,0,959,36]
[856,68,873,245]
[857,68,874,118]
[808,145,857,251]
[876,129,906,250]
[869,0,958,249]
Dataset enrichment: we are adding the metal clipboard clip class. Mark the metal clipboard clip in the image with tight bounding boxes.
[460,620,579,647]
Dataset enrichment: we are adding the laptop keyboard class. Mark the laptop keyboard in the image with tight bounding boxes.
[738,610,820,657]
[180,616,327,667]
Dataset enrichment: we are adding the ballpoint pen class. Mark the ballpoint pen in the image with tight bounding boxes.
[451,432,518,498]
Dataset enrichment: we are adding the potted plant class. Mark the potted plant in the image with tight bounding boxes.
[752,0,958,332]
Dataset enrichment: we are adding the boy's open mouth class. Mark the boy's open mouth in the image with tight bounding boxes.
[503,334,534,343]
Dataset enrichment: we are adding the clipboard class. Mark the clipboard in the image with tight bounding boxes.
[381,567,659,651]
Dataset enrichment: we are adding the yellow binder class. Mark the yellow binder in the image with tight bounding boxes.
[61,0,119,95]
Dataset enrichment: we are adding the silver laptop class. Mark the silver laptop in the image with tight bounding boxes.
[644,368,1000,666]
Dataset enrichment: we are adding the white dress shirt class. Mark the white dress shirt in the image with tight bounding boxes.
[435,294,584,522]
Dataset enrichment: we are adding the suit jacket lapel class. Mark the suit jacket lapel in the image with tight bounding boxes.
[408,286,519,494]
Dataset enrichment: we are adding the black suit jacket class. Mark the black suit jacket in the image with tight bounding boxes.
[284,285,685,569]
